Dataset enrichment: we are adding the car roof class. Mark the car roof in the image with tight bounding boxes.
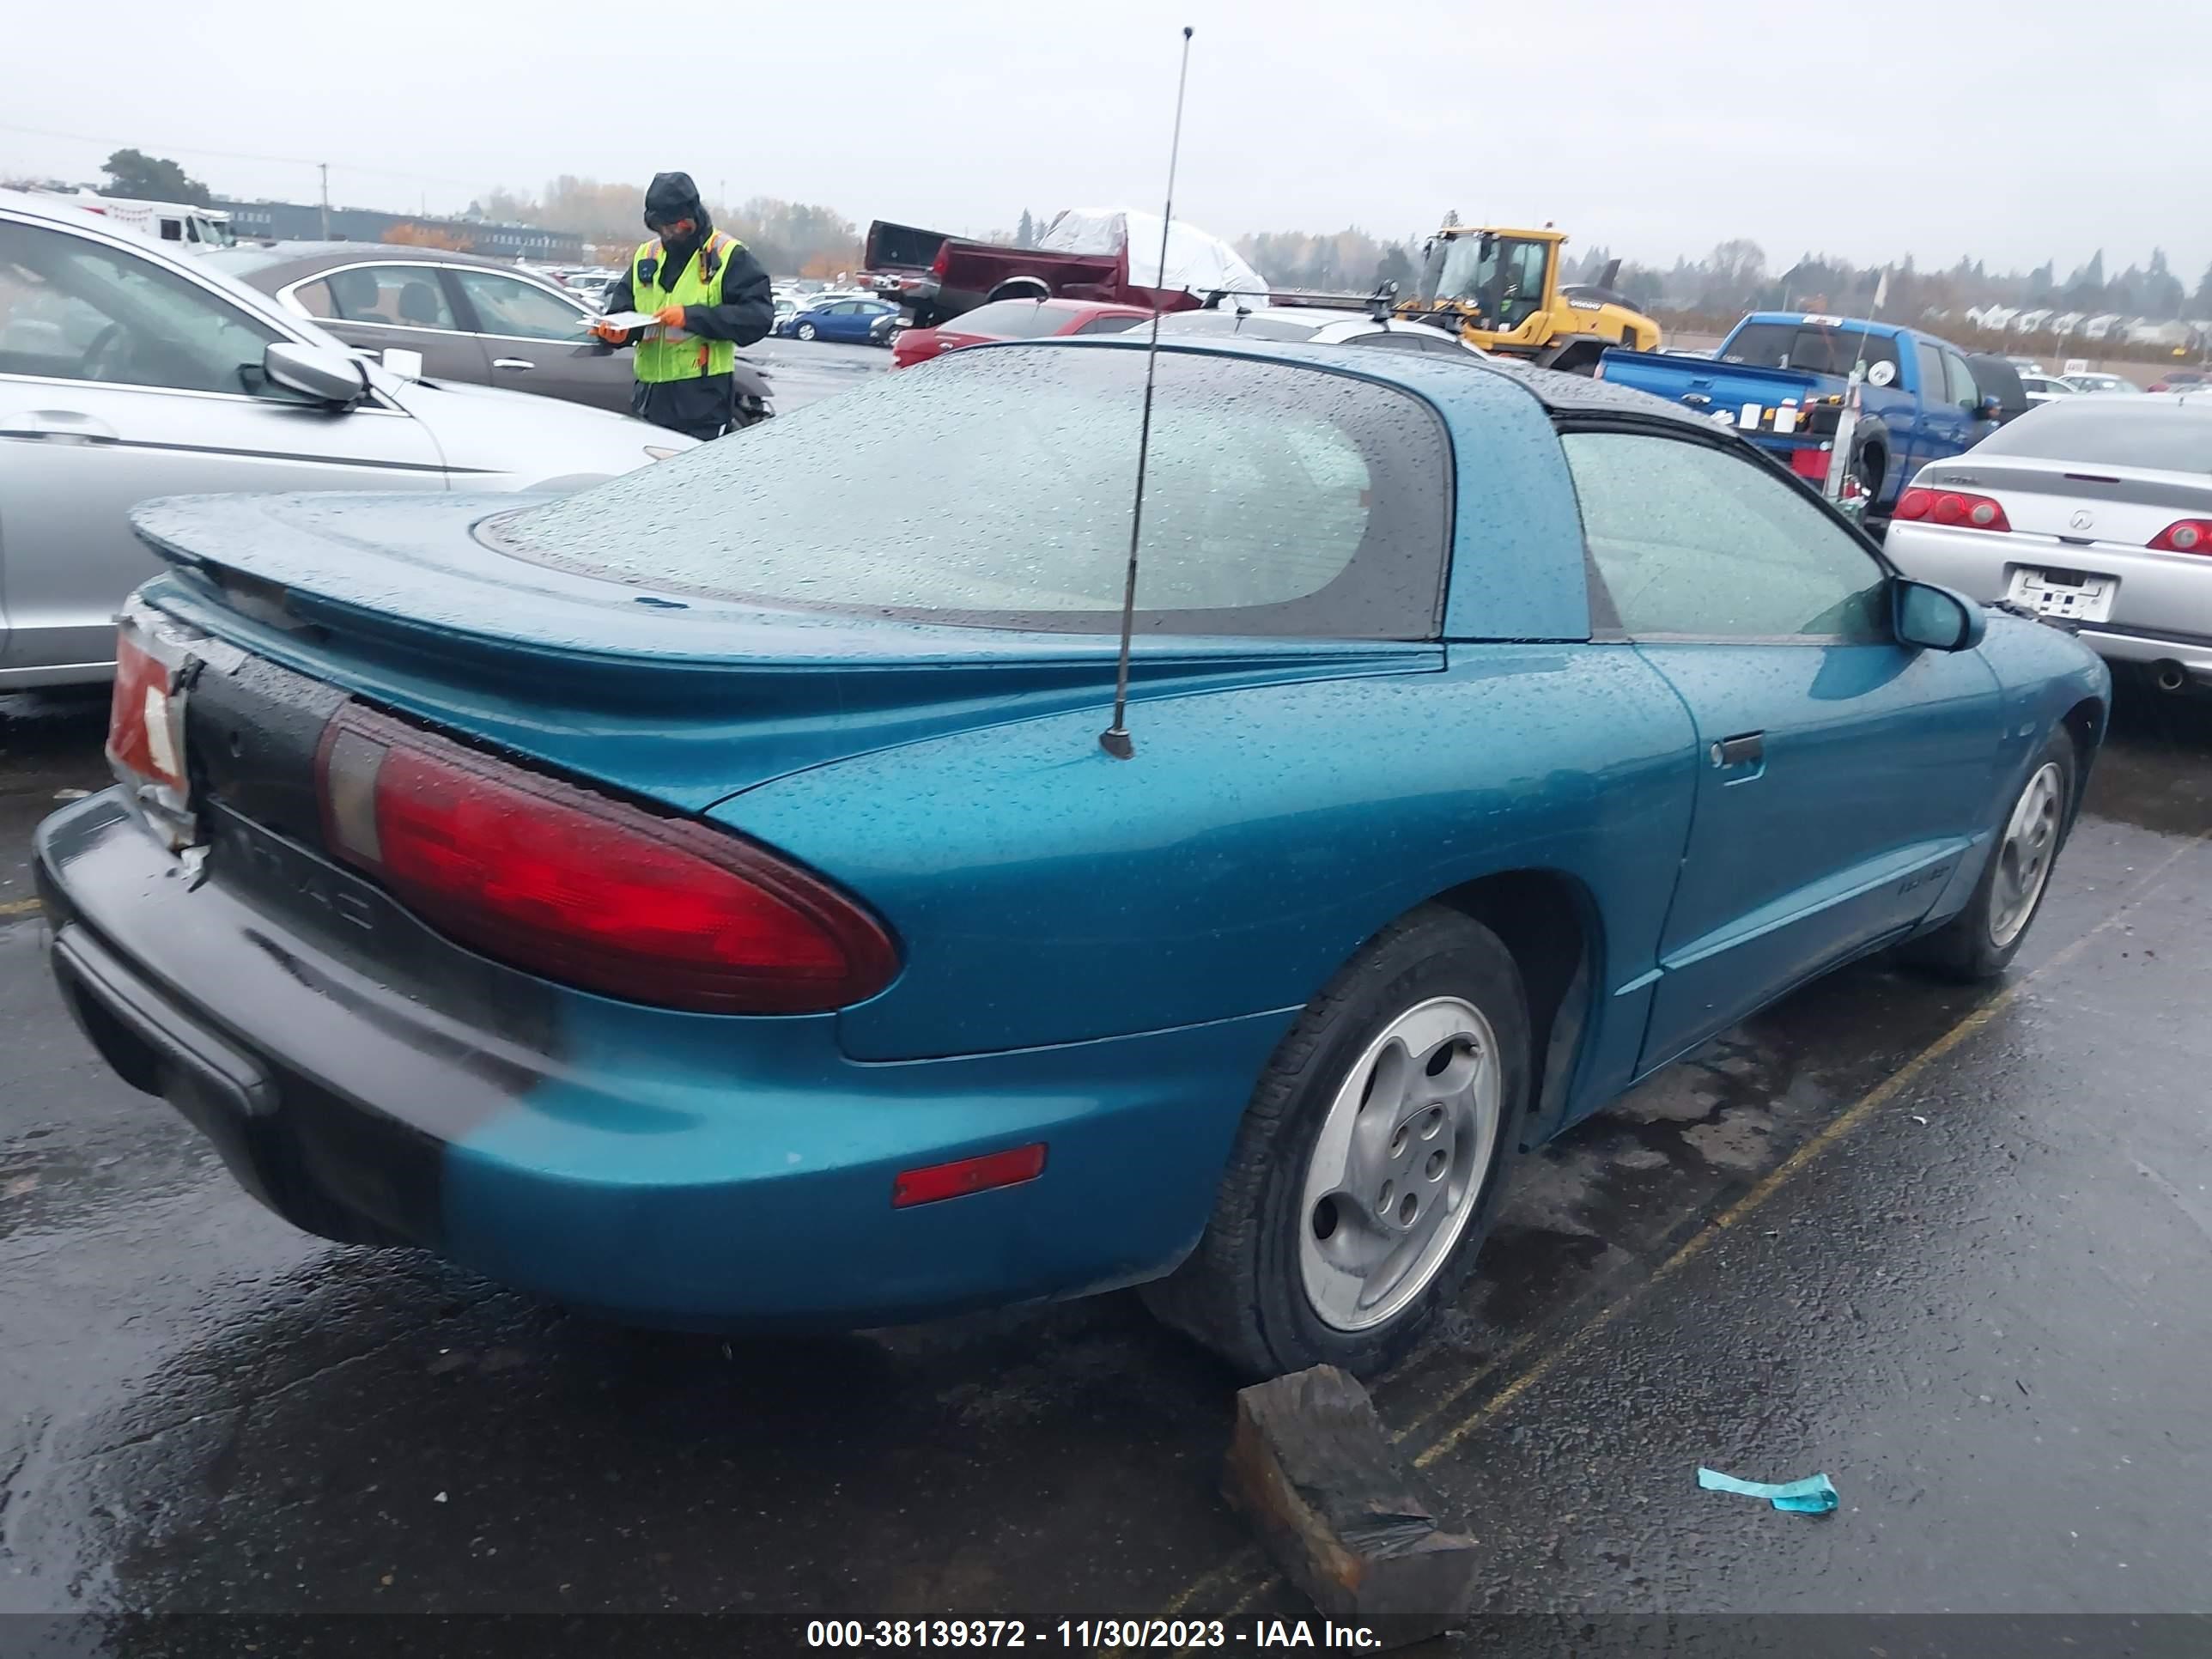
[1998,393,2212,433]
[1001,334,1717,429]
[0,185,128,228]
[0,188,336,347]
[208,241,573,279]
[1158,306,1479,342]
[959,297,1147,318]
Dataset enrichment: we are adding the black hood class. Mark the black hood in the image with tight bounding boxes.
[645,172,711,247]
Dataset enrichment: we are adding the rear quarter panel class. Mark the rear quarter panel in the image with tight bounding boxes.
[714,645,1698,1071]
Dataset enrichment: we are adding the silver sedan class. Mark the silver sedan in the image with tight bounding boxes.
[1882,395,2211,691]
[0,190,690,689]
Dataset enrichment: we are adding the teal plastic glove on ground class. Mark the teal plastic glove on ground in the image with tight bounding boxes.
[1697,1467,1838,1514]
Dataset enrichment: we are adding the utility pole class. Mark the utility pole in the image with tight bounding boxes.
[319,163,330,240]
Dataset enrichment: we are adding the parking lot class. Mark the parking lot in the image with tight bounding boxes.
[743,333,892,414]
[4,670,2208,1639]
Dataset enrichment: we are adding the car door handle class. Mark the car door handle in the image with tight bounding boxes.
[492,357,536,371]
[1711,732,1765,768]
[0,409,119,444]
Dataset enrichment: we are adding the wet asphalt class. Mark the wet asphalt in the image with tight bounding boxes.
[3,646,2210,1643]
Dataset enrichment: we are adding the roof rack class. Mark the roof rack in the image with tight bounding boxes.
[1200,282,1401,322]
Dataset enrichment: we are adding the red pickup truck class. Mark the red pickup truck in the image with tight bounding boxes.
[862,218,1210,328]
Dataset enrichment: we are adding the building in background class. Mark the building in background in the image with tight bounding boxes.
[212,200,585,263]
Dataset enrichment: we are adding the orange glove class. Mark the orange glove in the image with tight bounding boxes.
[588,318,627,343]
[653,303,686,329]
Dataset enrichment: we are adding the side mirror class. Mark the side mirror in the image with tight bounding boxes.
[1893,578,1987,652]
[263,342,368,407]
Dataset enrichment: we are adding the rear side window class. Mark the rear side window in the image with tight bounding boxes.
[1917,342,1945,398]
[495,346,1452,638]
[322,264,456,329]
[1073,313,1143,335]
[1944,353,1979,408]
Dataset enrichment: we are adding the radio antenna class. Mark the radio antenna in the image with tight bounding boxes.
[1098,23,1194,762]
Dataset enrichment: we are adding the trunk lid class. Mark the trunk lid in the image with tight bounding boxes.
[1912,456,2212,544]
[131,492,1436,813]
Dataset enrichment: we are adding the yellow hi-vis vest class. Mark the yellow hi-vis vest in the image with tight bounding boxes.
[629,232,745,383]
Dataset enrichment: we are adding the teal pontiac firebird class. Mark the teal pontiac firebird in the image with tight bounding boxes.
[37,339,2107,1377]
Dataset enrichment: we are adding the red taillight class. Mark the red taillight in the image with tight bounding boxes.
[1788,444,1832,482]
[2148,520,2212,554]
[106,629,181,789]
[930,245,950,276]
[1896,487,2009,531]
[892,1144,1048,1208]
[316,708,896,1013]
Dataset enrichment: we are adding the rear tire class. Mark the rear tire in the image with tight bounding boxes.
[1849,434,1887,501]
[1906,731,2076,981]
[1141,907,1528,1379]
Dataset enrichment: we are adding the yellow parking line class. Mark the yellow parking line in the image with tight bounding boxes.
[0,897,42,918]
[1152,833,2202,1615]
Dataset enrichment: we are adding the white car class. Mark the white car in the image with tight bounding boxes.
[1882,396,2212,693]
[2020,372,2076,404]
[0,189,692,687]
[1152,304,1486,356]
[2059,372,2142,395]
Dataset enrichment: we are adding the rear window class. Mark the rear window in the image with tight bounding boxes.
[954,300,1074,338]
[492,345,1451,638]
[1723,321,1900,375]
[1974,403,2212,472]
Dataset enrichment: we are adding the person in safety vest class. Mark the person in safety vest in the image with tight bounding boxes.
[589,172,774,441]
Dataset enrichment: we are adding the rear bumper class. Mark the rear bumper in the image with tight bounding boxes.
[38,792,1290,1328]
[1883,522,2212,677]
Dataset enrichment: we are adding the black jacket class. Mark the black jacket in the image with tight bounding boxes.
[604,217,775,436]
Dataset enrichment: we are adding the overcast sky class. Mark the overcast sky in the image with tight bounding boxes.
[4,0,2205,283]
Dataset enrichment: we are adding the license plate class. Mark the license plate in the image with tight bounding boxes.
[2008,567,2115,624]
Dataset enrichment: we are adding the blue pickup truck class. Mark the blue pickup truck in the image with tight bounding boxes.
[1598,313,2006,518]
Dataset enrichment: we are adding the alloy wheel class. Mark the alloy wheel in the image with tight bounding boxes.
[1297,996,1501,1332]
[1989,760,2064,949]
